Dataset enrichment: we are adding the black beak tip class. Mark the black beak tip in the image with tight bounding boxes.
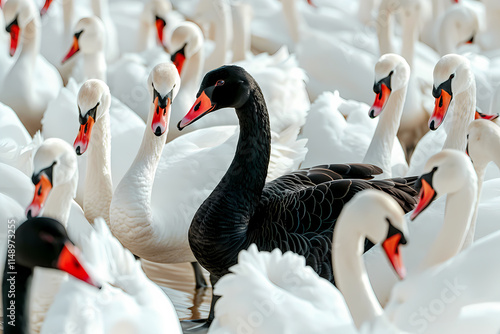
[154,126,162,136]
[369,110,376,119]
[429,120,436,131]
[75,146,81,155]
[177,121,184,131]
[26,210,32,219]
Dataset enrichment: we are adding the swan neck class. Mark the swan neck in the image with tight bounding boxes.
[418,180,477,271]
[84,111,113,224]
[462,167,484,249]
[83,51,107,82]
[204,0,232,71]
[333,223,383,328]
[443,85,476,151]
[19,19,40,61]
[136,20,152,52]
[182,48,204,92]
[377,0,395,55]
[282,0,302,43]
[363,86,407,178]
[400,7,419,68]
[62,0,74,34]
[2,262,32,334]
[231,3,252,62]
[92,0,110,20]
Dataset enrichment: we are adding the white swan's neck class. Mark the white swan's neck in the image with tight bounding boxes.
[84,111,113,224]
[83,51,107,82]
[92,0,110,21]
[333,224,383,328]
[182,47,204,93]
[400,5,419,69]
[377,0,396,55]
[205,0,232,71]
[462,167,484,249]
[231,2,252,62]
[19,19,40,63]
[443,84,476,151]
[363,86,407,178]
[62,0,74,37]
[418,179,477,271]
[136,20,153,52]
[282,0,302,43]
[43,180,77,227]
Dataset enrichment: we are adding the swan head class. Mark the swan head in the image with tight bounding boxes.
[141,0,171,45]
[3,0,38,56]
[26,139,78,219]
[436,5,479,56]
[337,190,408,279]
[429,54,473,130]
[168,22,204,75]
[178,65,254,130]
[15,217,100,287]
[62,16,105,64]
[147,62,180,136]
[467,119,500,170]
[411,149,476,220]
[74,79,111,155]
[369,53,410,118]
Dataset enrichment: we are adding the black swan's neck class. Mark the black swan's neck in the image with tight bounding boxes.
[189,83,271,269]
[2,259,32,334]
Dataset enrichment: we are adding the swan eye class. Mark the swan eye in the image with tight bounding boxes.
[216,80,225,87]
[449,74,455,80]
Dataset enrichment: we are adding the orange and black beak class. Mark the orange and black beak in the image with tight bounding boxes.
[171,44,186,75]
[40,0,54,16]
[475,110,499,121]
[369,71,393,118]
[6,17,20,57]
[155,16,166,45]
[62,30,83,64]
[382,223,407,280]
[151,85,173,136]
[178,86,216,130]
[429,75,454,130]
[26,162,56,219]
[57,242,100,288]
[74,103,99,155]
[410,168,438,220]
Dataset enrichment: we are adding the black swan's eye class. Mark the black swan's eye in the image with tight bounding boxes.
[216,80,225,86]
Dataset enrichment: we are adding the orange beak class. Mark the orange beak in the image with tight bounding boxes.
[40,0,54,16]
[62,34,80,64]
[57,242,100,288]
[74,115,95,155]
[155,16,166,45]
[26,175,53,218]
[429,89,452,130]
[151,96,171,136]
[370,83,391,118]
[171,49,186,75]
[410,179,436,220]
[178,90,216,130]
[382,233,406,279]
[475,110,499,121]
[6,19,20,57]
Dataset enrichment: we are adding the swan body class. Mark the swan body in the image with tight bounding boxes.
[0,0,63,135]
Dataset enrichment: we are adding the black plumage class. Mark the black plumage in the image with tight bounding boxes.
[180,65,417,285]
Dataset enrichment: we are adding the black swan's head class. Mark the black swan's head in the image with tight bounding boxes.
[15,217,100,288]
[177,65,254,130]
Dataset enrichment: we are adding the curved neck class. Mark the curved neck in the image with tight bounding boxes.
[363,85,407,178]
[136,20,153,52]
[400,6,419,69]
[182,48,204,93]
[62,0,74,36]
[92,0,110,21]
[84,111,113,224]
[2,262,32,334]
[191,85,271,237]
[333,224,383,328]
[443,84,476,151]
[83,51,107,82]
[44,179,77,227]
[111,109,168,236]
[204,0,232,71]
[18,19,40,63]
[418,179,477,271]
[462,167,484,249]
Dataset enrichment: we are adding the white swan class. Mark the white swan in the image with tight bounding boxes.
[0,0,63,135]
[110,62,307,263]
[301,53,409,178]
[407,54,474,176]
[365,150,477,305]
[41,218,182,334]
[24,138,92,333]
